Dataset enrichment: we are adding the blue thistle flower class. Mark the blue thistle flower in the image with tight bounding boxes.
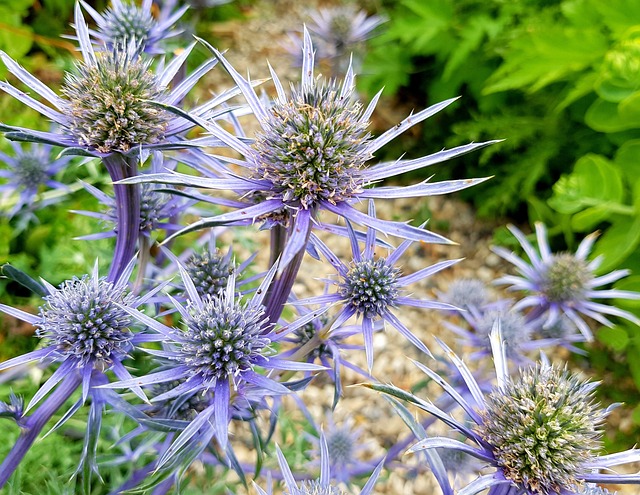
[295,202,460,370]
[0,141,71,218]
[0,260,163,487]
[493,223,640,341]
[121,27,495,270]
[439,278,491,312]
[80,0,188,54]
[101,260,324,455]
[256,432,383,495]
[73,152,188,240]
[369,323,640,495]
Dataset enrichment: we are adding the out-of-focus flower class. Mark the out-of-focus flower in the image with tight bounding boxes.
[79,0,188,54]
[493,223,640,341]
[122,28,494,270]
[0,141,71,218]
[256,432,383,495]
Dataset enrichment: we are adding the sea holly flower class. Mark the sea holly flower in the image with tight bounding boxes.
[295,202,461,370]
[79,0,188,54]
[256,432,384,495]
[123,27,495,270]
[73,152,188,241]
[0,260,165,487]
[285,5,386,74]
[369,323,640,495]
[101,261,324,457]
[0,141,71,219]
[0,4,223,280]
[493,223,640,341]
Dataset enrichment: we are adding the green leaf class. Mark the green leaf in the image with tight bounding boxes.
[571,204,613,231]
[484,26,607,94]
[585,94,640,132]
[614,139,640,184]
[1,263,47,296]
[548,154,624,217]
[597,325,629,351]
[592,214,640,272]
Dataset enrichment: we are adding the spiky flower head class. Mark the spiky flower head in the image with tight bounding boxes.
[0,392,24,423]
[339,258,400,319]
[476,310,531,356]
[61,46,169,154]
[294,481,345,495]
[478,365,606,495]
[37,273,137,369]
[100,1,157,49]
[0,142,71,218]
[442,278,490,310]
[251,79,371,210]
[177,291,271,383]
[185,249,234,298]
[150,381,209,421]
[540,253,593,304]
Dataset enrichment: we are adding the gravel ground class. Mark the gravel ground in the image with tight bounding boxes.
[195,1,639,493]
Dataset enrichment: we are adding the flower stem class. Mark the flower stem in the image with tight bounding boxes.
[103,153,141,282]
[0,373,82,488]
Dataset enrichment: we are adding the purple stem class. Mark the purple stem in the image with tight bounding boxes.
[103,153,141,283]
[0,372,82,488]
[263,216,313,328]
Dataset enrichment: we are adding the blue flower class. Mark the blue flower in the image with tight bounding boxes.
[256,432,383,495]
[80,0,188,54]
[370,323,640,495]
[0,260,163,487]
[0,4,220,157]
[101,260,324,456]
[0,141,71,218]
[121,27,495,269]
[493,223,640,341]
[295,202,460,370]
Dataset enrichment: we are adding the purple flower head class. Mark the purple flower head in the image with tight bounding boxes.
[79,0,188,55]
[306,414,375,485]
[102,261,324,452]
[0,141,71,218]
[184,246,235,298]
[296,202,460,370]
[439,278,491,312]
[256,432,383,495]
[371,322,640,495]
[0,4,220,158]
[123,28,495,268]
[0,392,25,424]
[493,223,640,341]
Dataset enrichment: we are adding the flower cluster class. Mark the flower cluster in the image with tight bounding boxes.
[0,2,638,495]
